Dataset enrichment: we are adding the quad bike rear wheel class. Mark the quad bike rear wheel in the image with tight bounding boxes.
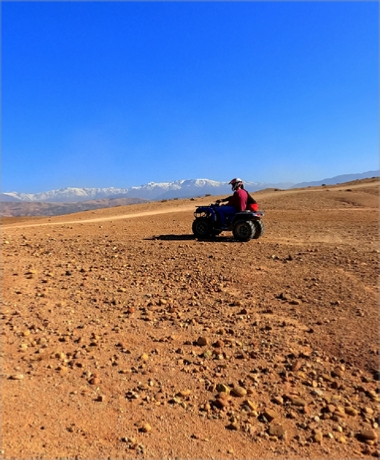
[252,220,265,239]
[192,217,212,239]
[232,220,255,242]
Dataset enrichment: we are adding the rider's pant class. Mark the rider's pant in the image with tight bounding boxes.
[217,206,236,226]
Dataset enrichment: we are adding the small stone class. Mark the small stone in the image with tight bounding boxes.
[272,395,284,405]
[177,389,191,397]
[214,393,231,409]
[226,421,239,431]
[231,386,247,397]
[9,374,24,380]
[327,404,336,413]
[358,429,378,441]
[216,384,230,394]
[197,337,209,346]
[289,299,301,305]
[345,406,358,416]
[268,424,285,438]
[244,399,258,411]
[139,423,152,433]
[291,397,307,407]
[332,367,344,378]
[263,409,278,422]
[313,431,323,443]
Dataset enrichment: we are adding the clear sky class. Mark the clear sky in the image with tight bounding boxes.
[2,1,378,193]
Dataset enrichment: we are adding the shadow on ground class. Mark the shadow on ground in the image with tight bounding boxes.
[145,234,238,242]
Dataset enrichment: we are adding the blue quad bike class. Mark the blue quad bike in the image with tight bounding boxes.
[192,202,265,242]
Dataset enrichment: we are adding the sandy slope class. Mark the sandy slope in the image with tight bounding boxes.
[1,179,379,459]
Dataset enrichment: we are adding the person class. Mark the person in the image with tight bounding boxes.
[242,184,259,211]
[216,178,248,226]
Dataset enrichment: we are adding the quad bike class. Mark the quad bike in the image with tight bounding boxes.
[192,202,265,242]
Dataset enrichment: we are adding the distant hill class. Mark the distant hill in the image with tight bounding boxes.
[1,171,378,217]
[0,197,146,218]
[291,170,379,188]
[0,193,21,202]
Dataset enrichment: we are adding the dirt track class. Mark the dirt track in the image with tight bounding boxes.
[1,179,379,459]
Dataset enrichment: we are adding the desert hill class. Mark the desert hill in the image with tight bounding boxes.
[0,196,147,218]
[1,178,379,459]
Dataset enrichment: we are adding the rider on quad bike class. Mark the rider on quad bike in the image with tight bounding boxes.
[192,177,264,241]
[216,178,252,226]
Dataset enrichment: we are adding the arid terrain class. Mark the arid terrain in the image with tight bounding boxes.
[1,178,379,459]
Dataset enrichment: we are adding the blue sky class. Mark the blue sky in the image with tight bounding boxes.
[2,1,378,193]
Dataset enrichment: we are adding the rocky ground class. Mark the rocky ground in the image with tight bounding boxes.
[1,178,379,459]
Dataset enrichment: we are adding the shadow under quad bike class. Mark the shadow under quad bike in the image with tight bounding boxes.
[192,202,265,242]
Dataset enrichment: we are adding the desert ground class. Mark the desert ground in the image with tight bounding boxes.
[1,178,379,459]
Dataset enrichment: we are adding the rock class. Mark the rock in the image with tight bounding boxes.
[216,384,230,394]
[291,397,307,407]
[139,422,152,433]
[268,424,285,438]
[231,386,247,397]
[9,374,24,380]
[214,393,231,409]
[291,361,302,372]
[313,431,323,443]
[358,429,378,441]
[263,409,278,422]
[213,340,224,348]
[364,407,374,416]
[272,395,284,405]
[226,421,239,431]
[177,389,191,397]
[332,367,344,378]
[197,337,209,346]
[244,399,258,411]
[344,406,359,417]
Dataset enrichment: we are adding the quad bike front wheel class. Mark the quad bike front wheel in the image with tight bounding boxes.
[192,217,212,239]
[233,220,255,242]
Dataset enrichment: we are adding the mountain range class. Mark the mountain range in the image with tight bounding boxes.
[4,170,379,203]
[1,170,378,217]
[1,178,293,203]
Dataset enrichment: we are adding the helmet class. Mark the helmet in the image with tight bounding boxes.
[229,177,243,191]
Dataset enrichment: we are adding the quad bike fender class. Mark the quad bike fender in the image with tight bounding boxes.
[233,210,264,220]
[194,206,219,222]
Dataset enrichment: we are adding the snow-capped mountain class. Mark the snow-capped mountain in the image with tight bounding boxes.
[2,178,293,203]
[3,170,378,203]
[1,187,131,203]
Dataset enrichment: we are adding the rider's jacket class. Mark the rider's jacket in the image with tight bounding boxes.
[227,188,248,211]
